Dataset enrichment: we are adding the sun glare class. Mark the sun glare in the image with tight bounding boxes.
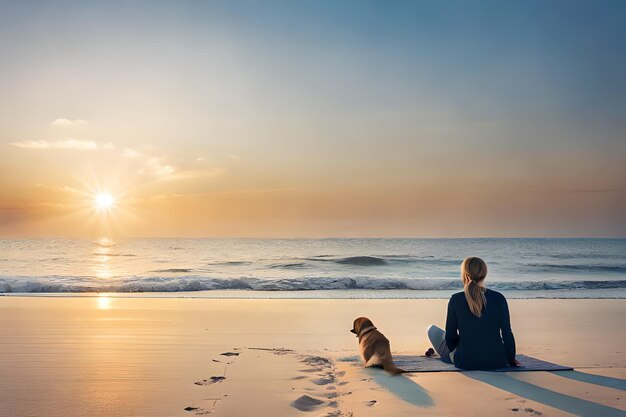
[97,296,111,310]
[95,192,114,210]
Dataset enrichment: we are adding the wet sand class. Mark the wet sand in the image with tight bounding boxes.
[0,296,624,417]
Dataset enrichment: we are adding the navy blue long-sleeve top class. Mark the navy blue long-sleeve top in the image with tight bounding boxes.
[445,289,516,370]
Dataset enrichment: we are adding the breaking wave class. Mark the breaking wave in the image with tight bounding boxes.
[304,255,459,266]
[527,264,626,274]
[334,256,388,266]
[1,275,625,294]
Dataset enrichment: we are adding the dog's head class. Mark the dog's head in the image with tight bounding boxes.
[350,317,375,336]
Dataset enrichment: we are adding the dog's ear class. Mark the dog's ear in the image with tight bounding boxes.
[351,317,362,334]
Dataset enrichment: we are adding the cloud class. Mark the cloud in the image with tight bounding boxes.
[9,138,113,150]
[141,157,176,178]
[12,139,219,182]
[126,149,224,181]
[10,139,97,149]
[50,118,87,127]
[123,147,179,179]
[123,148,143,158]
[34,183,81,194]
[163,168,225,181]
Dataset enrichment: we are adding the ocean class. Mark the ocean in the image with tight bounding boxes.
[1,238,625,298]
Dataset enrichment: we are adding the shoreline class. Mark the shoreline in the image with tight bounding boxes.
[2,288,626,299]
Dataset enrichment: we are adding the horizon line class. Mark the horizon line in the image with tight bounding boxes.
[1,236,625,240]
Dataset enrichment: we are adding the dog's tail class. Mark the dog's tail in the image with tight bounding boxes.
[381,356,406,375]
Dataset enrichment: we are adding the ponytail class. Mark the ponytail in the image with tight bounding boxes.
[461,257,488,317]
[464,279,487,317]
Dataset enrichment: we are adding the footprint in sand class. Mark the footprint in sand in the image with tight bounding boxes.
[313,376,335,385]
[194,376,226,385]
[183,405,210,414]
[326,412,354,417]
[302,356,332,368]
[184,400,223,415]
[236,349,348,415]
[511,408,543,415]
[290,395,325,412]
[290,354,344,413]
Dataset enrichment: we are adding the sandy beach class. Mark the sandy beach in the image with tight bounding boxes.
[2,0,625,415]
[0,296,624,417]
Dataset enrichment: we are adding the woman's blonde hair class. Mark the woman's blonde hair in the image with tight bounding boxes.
[461,257,488,317]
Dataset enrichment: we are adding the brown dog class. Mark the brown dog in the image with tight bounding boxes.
[350,317,405,375]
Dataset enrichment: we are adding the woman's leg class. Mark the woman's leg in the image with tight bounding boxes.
[427,324,452,363]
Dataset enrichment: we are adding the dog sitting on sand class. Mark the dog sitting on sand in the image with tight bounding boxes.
[350,317,405,375]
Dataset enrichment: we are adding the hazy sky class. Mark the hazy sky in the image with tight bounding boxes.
[1,0,625,238]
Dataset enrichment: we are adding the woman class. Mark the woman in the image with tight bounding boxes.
[427,257,520,369]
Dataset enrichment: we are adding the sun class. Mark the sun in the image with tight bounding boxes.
[95,192,114,210]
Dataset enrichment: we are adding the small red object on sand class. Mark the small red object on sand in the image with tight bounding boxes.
[425,348,435,357]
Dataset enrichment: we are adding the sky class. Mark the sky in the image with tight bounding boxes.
[0,0,625,238]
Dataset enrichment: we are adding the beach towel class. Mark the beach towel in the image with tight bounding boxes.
[394,354,573,372]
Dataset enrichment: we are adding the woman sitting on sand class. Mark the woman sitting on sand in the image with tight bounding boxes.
[427,257,520,369]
